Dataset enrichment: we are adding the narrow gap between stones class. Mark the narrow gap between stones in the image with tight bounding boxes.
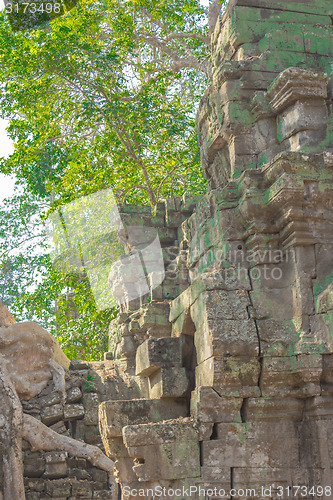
[199,441,203,467]
[247,269,263,396]
[240,399,248,423]
[210,423,218,440]
[237,3,324,16]
[230,467,234,500]
[211,386,223,398]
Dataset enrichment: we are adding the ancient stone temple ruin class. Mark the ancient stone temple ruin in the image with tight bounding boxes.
[1,0,333,498]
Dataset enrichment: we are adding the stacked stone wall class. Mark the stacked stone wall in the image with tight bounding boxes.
[98,1,333,498]
[20,359,143,499]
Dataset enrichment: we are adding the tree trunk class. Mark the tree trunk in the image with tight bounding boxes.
[0,354,26,500]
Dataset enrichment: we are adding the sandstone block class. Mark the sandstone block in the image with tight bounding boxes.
[249,260,296,290]
[123,421,198,447]
[63,404,85,421]
[191,290,250,327]
[256,319,299,356]
[171,308,196,337]
[316,282,333,314]
[250,287,294,320]
[261,354,322,398]
[245,397,304,422]
[135,337,182,376]
[279,98,327,141]
[84,426,102,445]
[25,493,41,500]
[308,313,333,353]
[194,319,259,361]
[99,399,188,438]
[83,393,99,426]
[114,457,138,484]
[189,269,252,306]
[197,422,214,440]
[0,320,70,401]
[123,424,200,482]
[268,68,328,113]
[138,306,172,335]
[103,437,129,459]
[44,451,68,479]
[200,466,230,484]
[71,480,94,497]
[67,457,87,469]
[93,490,115,498]
[39,390,63,407]
[190,387,243,423]
[195,356,261,397]
[169,288,191,322]
[149,367,189,399]
[45,479,71,497]
[66,386,82,403]
[68,468,91,480]
[201,421,299,468]
[24,458,45,478]
[322,355,333,394]
[129,440,201,482]
[90,467,108,487]
[41,404,63,425]
[232,467,294,493]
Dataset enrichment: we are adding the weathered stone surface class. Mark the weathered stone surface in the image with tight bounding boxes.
[135,337,182,376]
[149,367,189,399]
[191,290,250,325]
[44,460,68,480]
[316,283,333,314]
[98,0,333,495]
[268,68,328,113]
[114,457,138,483]
[66,386,82,403]
[194,319,259,362]
[202,421,299,468]
[41,404,64,425]
[191,387,243,423]
[63,404,85,421]
[196,355,261,397]
[24,457,45,478]
[260,354,322,398]
[99,399,188,438]
[44,478,71,497]
[123,422,200,481]
[82,393,99,426]
[122,420,198,447]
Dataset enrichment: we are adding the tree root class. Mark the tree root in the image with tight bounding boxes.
[23,414,115,480]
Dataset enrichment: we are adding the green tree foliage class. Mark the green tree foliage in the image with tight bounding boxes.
[0,0,224,359]
[0,0,224,206]
[0,188,117,360]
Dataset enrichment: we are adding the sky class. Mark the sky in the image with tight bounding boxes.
[1,1,16,200]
